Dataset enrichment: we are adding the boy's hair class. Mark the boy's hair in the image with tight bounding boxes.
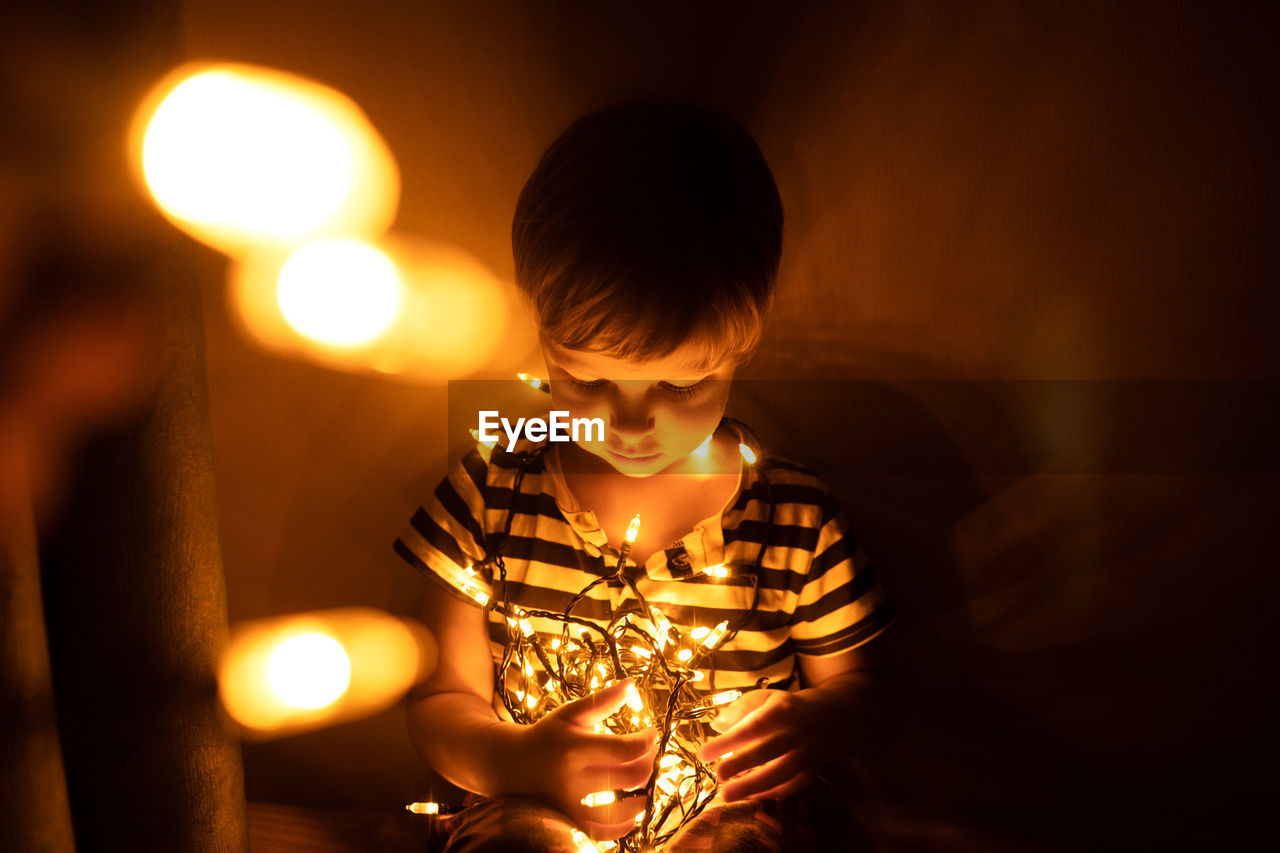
[513,100,783,370]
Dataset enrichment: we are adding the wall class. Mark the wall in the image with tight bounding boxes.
[185,1,1277,846]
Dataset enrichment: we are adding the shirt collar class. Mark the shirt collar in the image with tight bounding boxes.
[543,419,756,579]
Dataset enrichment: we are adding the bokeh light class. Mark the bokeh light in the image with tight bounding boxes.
[392,239,516,374]
[219,608,437,738]
[230,236,533,379]
[266,632,351,710]
[131,63,399,256]
[277,239,402,347]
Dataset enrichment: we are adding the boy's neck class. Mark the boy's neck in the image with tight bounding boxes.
[557,430,743,564]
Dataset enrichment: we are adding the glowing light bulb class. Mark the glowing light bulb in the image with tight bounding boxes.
[630,645,652,659]
[581,789,616,808]
[470,428,498,452]
[701,620,730,650]
[624,514,641,545]
[277,239,401,347]
[571,828,600,853]
[676,648,693,662]
[650,607,673,651]
[456,569,490,607]
[703,564,728,579]
[626,683,644,712]
[267,632,351,709]
[738,443,757,464]
[689,626,711,641]
[516,372,545,391]
[711,689,741,707]
[405,802,439,815]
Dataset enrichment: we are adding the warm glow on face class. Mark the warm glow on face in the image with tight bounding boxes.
[132,63,399,256]
[541,337,736,479]
[276,240,401,347]
[267,632,352,709]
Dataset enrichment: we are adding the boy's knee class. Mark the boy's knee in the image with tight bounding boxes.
[444,796,581,853]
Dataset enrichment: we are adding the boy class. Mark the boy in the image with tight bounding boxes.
[396,101,894,851]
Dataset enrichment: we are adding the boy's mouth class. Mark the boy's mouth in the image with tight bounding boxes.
[606,447,662,464]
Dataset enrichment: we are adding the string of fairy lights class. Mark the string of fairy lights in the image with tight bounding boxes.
[408,375,775,853]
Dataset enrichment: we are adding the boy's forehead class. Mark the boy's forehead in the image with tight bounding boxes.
[541,338,728,379]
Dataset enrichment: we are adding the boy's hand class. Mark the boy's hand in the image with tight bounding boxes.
[514,678,659,840]
[697,689,820,803]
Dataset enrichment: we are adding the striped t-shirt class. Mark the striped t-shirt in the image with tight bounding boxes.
[394,419,894,696]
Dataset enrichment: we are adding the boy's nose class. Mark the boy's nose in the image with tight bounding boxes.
[609,402,655,440]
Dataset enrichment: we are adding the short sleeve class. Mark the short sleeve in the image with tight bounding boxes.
[788,493,895,657]
[393,448,494,607]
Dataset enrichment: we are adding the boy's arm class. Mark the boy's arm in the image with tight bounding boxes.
[794,642,894,758]
[698,642,893,802]
[698,482,896,801]
[406,578,521,796]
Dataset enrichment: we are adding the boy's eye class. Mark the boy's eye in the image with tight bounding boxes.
[561,375,705,398]
[659,380,705,398]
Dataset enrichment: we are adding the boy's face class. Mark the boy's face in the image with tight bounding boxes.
[540,336,736,478]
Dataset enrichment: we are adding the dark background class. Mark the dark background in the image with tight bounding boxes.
[22,1,1276,850]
